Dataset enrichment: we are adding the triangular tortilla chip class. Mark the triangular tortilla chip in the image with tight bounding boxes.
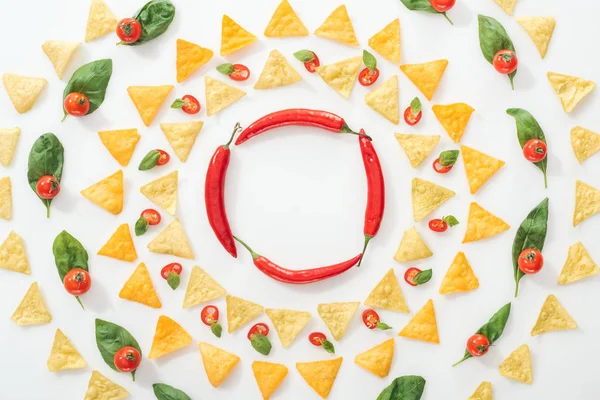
[432,103,475,143]
[317,302,359,341]
[97,224,137,262]
[127,85,173,126]
[547,72,596,113]
[2,73,47,114]
[516,17,555,59]
[559,241,600,285]
[265,308,311,348]
[399,299,439,344]
[198,342,240,387]
[531,294,577,336]
[80,170,123,215]
[226,294,264,333]
[0,127,20,167]
[140,170,178,216]
[160,122,203,162]
[0,231,30,274]
[119,263,162,308]
[315,5,358,46]
[149,315,192,359]
[394,227,432,263]
[98,129,140,167]
[42,41,79,79]
[254,50,302,90]
[354,338,394,378]
[461,145,505,194]
[11,282,52,326]
[369,19,401,64]
[183,266,226,308]
[468,381,492,400]
[176,39,213,83]
[85,0,117,42]
[494,0,518,15]
[221,15,257,56]
[365,269,410,313]
[463,202,510,243]
[412,178,455,222]
[252,361,288,399]
[394,133,440,168]
[439,252,479,295]
[573,180,600,226]
[499,344,532,384]
[264,0,308,37]
[0,176,11,220]
[84,370,129,400]
[316,56,362,99]
[400,60,448,101]
[571,126,600,164]
[148,219,194,259]
[365,75,399,124]
[47,329,86,372]
[205,76,246,116]
[296,357,343,399]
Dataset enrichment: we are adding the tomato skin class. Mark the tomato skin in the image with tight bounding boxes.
[304,53,320,73]
[308,332,326,346]
[160,263,182,280]
[64,92,90,117]
[518,248,544,274]
[181,95,200,114]
[114,346,141,372]
[156,150,170,166]
[429,219,448,232]
[36,175,60,199]
[362,309,380,329]
[63,268,91,295]
[430,0,456,12]
[141,209,161,225]
[493,50,518,75]
[200,305,219,326]
[466,334,490,357]
[404,107,422,126]
[358,68,380,86]
[230,64,250,81]
[247,323,269,339]
[404,267,421,287]
[433,158,452,173]
[116,18,142,44]
[523,139,547,162]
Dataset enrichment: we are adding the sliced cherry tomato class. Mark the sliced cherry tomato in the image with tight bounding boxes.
[114,346,141,373]
[156,150,170,166]
[404,267,421,287]
[433,158,452,173]
[201,305,219,326]
[493,50,518,75]
[429,219,448,232]
[430,0,456,12]
[523,139,547,163]
[518,248,544,274]
[358,67,380,86]
[36,175,60,200]
[141,209,161,225]
[308,332,326,346]
[116,18,142,44]
[182,95,201,114]
[63,92,90,117]
[230,64,250,81]
[466,334,490,357]
[160,263,182,279]
[404,107,422,126]
[247,323,269,339]
[63,268,91,295]
[304,53,320,72]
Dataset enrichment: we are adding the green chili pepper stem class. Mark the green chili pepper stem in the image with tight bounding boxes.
[358,235,372,267]
[225,122,242,148]
[233,236,260,260]
[339,123,372,140]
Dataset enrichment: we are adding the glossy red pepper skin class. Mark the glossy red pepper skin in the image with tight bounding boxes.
[359,133,384,265]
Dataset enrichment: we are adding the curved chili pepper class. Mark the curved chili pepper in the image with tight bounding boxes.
[235,108,370,145]
[234,236,361,284]
[204,123,242,258]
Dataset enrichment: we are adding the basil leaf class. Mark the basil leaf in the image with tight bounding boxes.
[27,133,64,218]
[153,383,191,400]
[512,198,549,296]
[211,322,222,338]
[294,50,315,63]
[216,63,235,75]
[250,334,272,355]
[399,0,452,24]
[95,319,142,380]
[52,231,89,281]
[167,272,180,290]
[127,0,176,46]
[439,150,459,167]
[410,97,422,114]
[363,50,377,72]
[478,15,517,89]
[377,322,393,330]
[139,150,161,171]
[377,375,426,400]
[135,216,149,236]
[63,59,112,118]
[322,339,335,354]
[414,269,432,285]
[171,98,185,109]
[442,215,459,227]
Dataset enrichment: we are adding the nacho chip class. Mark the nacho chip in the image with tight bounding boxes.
[571,126,600,164]
[80,170,123,215]
[11,282,52,326]
[354,338,394,378]
[315,5,358,46]
[226,294,264,333]
[183,266,226,308]
[516,17,555,59]
[47,329,86,372]
[494,0,518,15]
[0,127,20,167]
[365,75,399,124]
[160,122,203,162]
[531,294,577,336]
[499,344,532,384]
[140,170,178,216]
[296,357,343,399]
[84,370,129,400]
[127,85,173,126]
[148,219,194,259]
[0,176,12,220]
[439,252,479,295]
[42,41,79,79]
[558,241,599,285]
[316,56,362,99]
[198,342,240,387]
[205,76,247,116]
[255,50,302,90]
[412,178,455,222]
[148,315,192,359]
[2,73,47,114]
[468,381,492,400]
[394,133,440,168]
[394,227,432,263]
[0,231,30,274]
[547,72,596,113]
[461,145,505,194]
[98,129,140,167]
[265,308,311,348]
[221,15,257,56]
[118,263,162,308]
[97,224,137,262]
[573,180,600,226]
[85,0,117,42]
[463,202,510,243]
[398,299,439,344]
[369,19,401,64]
[364,269,409,313]
[252,361,288,399]
[317,302,359,341]
[264,0,308,37]
[432,103,475,143]
[176,39,213,83]
[400,59,448,101]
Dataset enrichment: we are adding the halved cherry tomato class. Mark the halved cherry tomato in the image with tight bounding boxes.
[466,334,490,357]
[433,158,452,173]
[156,150,170,166]
[430,0,456,12]
[404,267,421,287]
[230,64,250,81]
[358,68,380,86]
[523,139,547,163]
[493,50,518,75]
[141,209,161,225]
[429,219,448,232]
[201,305,219,326]
[404,107,422,126]
[64,92,90,117]
[308,332,327,346]
[304,53,320,73]
[114,346,141,373]
[247,323,269,339]
[518,248,544,274]
[36,175,60,199]
[64,268,91,295]
[116,18,142,44]
[160,263,182,279]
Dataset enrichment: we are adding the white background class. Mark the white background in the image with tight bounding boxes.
[0,0,599,399]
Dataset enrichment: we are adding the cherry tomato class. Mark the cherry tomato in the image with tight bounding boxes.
[304,52,320,73]
[518,248,544,274]
[429,219,448,232]
[430,0,456,12]
[63,92,90,117]
[308,332,327,346]
[36,175,60,199]
[116,18,142,44]
[523,139,547,163]
[141,209,161,225]
[493,50,518,75]
[404,267,422,287]
[181,95,200,114]
[247,323,269,339]
[200,305,219,326]
[230,64,250,81]
[156,150,170,166]
[358,68,380,86]
[433,158,452,173]
[63,268,91,295]
[160,263,182,280]
[404,107,422,126]
[114,346,141,373]
[362,309,381,329]
[466,334,490,357]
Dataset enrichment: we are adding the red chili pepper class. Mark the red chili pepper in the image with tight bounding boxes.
[234,236,361,284]
[235,109,370,145]
[205,123,242,258]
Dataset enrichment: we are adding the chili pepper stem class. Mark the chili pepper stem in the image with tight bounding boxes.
[233,236,260,260]
[358,235,373,266]
[225,122,242,148]
[340,123,372,141]
[442,12,454,25]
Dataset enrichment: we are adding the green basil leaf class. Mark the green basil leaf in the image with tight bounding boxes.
[52,231,89,282]
[250,334,272,355]
[293,50,315,63]
[170,98,185,109]
[363,50,377,72]
[376,375,426,400]
[135,216,149,236]
[211,322,223,338]
[439,150,459,167]
[27,133,64,218]
[377,322,393,330]
[399,0,452,24]
[414,269,432,285]
[167,272,180,290]
[127,0,176,46]
[443,215,459,227]
[410,97,422,114]
[216,63,235,75]
[322,339,335,354]
[95,319,142,380]
[139,150,161,171]
[63,59,112,117]
[153,383,191,400]
[478,15,517,88]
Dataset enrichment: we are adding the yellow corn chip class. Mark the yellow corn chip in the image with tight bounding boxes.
[183,266,226,308]
[80,170,123,215]
[369,19,401,64]
[0,127,20,167]
[499,344,532,384]
[97,224,137,262]
[394,133,440,168]
[317,302,359,341]
[571,126,600,164]
[119,263,162,308]
[0,176,11,220]
[11,282,52,326]
[399,299,439,344]
[264,0,308,37]
[494,0,518,15]
[85,0,117,42]
[394,227,433,262]
[140,170,178,216]
[148,219,194,259]
[547,72,596,113]
[265,308,311,348]
[468,381,492,400]
[149,315,192,359]
[84,370,129,400]
[354,338,394,378]
[42,41,79,79]
[400,60,448,101]
[0,231,30,274]
[221,15,257,56]
[160,122,203,162]
[205,76,246,116]
[432,103,474,143]
[365,269,410,313]
[226,294,264,333]
[255,50,302,90]
[463,202,510,243]
[573,180,600,226]
[296,357,343,399]
[2,73,47,114]
[198,342,240,387]
[559,241,599,285]
[98,129,140,167]
[47,329,86,372]
[365,75,399,124]
[252,361,288,399]
[531,294,577,336]
[316,56,362,99]
[439,252,479,295]
[412,178,455,222]
[461,145,505,194]
[315,5,358,46]
[516,17,555,59]
[176,39,213,83]
[127,85,173,126]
